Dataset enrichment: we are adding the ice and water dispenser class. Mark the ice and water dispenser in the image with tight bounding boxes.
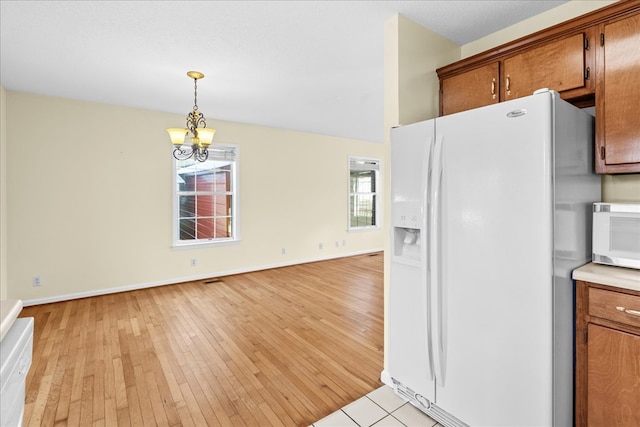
[389,124,427,266]
[392,201,422,263]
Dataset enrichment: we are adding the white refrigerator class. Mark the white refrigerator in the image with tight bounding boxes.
[384,90,601,427]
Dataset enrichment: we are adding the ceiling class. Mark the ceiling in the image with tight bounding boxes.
[0,1,570,143]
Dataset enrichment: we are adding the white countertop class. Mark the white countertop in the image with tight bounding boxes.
[573,263,640,292]
[0,299,23,342]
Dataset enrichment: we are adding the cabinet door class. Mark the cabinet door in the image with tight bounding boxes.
[587,324,640,427]
[596,13,640,173]
[503,33,588,100]
[440,62,499,116]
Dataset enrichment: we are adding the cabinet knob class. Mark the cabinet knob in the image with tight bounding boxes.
[491,78,496,99]
[506,75,511,96]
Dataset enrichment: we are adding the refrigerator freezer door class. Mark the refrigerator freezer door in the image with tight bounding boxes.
[432,93,555,426]
[388,120,435,404]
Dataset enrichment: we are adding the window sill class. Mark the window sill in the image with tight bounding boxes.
[348,226,381,233]
[172,238,241,250]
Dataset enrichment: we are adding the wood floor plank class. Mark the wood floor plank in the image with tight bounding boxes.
[178,381,207,426]
[125,385,143,427]
[79,374,94,426]
[66,399,81,427]
[53,365,74,423]
[104,397,117,427]
[20,252,384,426]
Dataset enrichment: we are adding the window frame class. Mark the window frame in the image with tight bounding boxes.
[348,156,381,231]
[172,144,240,248]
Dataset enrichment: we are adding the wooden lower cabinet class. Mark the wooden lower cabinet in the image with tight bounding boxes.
[587,324,640,426]
[576,281,640,426]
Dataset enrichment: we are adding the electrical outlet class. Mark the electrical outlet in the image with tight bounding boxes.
[190,258,197,267]
[33,276,41,287]
[319,243,323,250]
[281,248,287,255]
[335,241,339,248]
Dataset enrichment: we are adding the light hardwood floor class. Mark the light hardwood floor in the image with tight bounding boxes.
[19,253,384,426]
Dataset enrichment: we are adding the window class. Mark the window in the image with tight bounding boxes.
[174,145,238,246]
[349,157,380,230]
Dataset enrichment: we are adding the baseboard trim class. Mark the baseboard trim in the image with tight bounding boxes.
[22,248,383,307]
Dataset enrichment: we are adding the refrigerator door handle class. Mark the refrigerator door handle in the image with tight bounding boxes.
[432,134,447,387]
[423,135,436,381]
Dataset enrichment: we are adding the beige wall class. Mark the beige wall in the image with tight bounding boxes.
[1,86,7,300]
[395,15,460,126]
[3,91,384,304]
[602,175,640,202]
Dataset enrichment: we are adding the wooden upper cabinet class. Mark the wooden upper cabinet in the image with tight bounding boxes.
[437,1,640,174]
[596,12,640,173]
[502,33,590,101]
[441,62,499,116]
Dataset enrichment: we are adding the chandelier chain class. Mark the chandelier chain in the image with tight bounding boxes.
[193,77,199,111]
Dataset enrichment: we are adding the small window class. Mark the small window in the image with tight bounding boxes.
[349,157,380,230]
[174,145,238,246]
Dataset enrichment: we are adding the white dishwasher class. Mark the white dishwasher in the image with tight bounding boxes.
[0,317,34,427]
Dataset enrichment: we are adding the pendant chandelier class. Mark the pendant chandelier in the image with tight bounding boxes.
[167,71,216,162]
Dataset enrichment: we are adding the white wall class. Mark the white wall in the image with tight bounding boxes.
[4,91,384,304]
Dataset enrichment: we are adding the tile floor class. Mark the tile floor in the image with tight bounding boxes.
[311,385,443,427]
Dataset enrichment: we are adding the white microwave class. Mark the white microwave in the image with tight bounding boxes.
[593,203,640,270]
